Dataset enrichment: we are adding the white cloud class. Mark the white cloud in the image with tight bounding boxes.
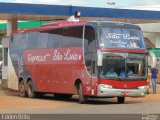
[12,0,89,6]
[123,5,160,11]
[145,0,160,5]
[2,0,160,9]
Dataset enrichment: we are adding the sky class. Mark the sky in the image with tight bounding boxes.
[0,0,160,9]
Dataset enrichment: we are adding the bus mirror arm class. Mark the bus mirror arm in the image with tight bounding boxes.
[97,50,102,66]
[97,66,102,78]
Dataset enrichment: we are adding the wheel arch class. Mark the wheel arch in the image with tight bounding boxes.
[18,77,24,83]
[74,79,82,95]
[26,77,32,83]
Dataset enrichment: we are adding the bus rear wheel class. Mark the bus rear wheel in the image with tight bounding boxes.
[19,80,27,97]
[117,97,125,104]
[27,81,35,98]
[79,83,86,104]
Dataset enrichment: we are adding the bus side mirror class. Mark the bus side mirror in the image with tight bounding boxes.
[97,50,102,66]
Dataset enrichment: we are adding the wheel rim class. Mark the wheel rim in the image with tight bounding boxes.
[28,83,32,95]
[19,83,25,95]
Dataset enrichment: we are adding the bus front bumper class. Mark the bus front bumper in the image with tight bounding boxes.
[97,84,147,97]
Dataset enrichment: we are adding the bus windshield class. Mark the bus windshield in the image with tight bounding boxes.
[99,27,146,49]
[99,52,147,80]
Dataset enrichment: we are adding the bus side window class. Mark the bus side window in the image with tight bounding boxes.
[19,33,27,50]
[69,26,83,47]
[84,26,96,76]
[61,26,83,48]
[48,33,61,48]
[9,34,21,66]
[44,29,61,48]
[38,32,48,49]
[27,32,38,49]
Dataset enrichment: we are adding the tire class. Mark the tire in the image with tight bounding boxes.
[19,80,27,97]
[79,83,86,104]
[27,81,36,98]
[117,97,125,104]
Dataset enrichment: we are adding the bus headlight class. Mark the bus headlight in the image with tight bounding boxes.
[99,84,113,89]
[138,86,147,90]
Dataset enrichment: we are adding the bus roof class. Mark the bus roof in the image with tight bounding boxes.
[12,21,86,34]
[12,21,140,34]
[87,21,141,29]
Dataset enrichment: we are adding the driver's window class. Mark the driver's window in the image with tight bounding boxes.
[84,26,96,76]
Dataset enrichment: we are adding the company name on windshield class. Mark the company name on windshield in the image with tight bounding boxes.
[106,33,140,40]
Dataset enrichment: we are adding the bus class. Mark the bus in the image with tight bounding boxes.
[8,21,148,104]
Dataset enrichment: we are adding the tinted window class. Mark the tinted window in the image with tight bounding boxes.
[84,26,97,76]
[38,32,48,48]
[84,26,96,53]
[62,27,83,48]
[12,26,83,50]
[27,32,39,49]
[13,34,20,49]
[44,26,83,48]
[10,34,20,55]
[19,33,27,50]
[48,34,61,48]
[41,29,61,48]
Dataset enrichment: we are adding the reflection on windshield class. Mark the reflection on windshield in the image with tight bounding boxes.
[100,52,147,80]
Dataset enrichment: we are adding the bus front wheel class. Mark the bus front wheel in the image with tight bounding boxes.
[79,83,86,104]
[19,80,27,97]
[27,81,35,98]
[117,97,125,104]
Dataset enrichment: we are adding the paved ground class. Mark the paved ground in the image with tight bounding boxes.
[0,86,160,114]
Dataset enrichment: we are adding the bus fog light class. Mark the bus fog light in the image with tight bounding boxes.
[141,93,145,96]
[138,86,147,90]
[99,84,113,89]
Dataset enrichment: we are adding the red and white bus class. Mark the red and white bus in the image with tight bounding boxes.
[9,21,148,103]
